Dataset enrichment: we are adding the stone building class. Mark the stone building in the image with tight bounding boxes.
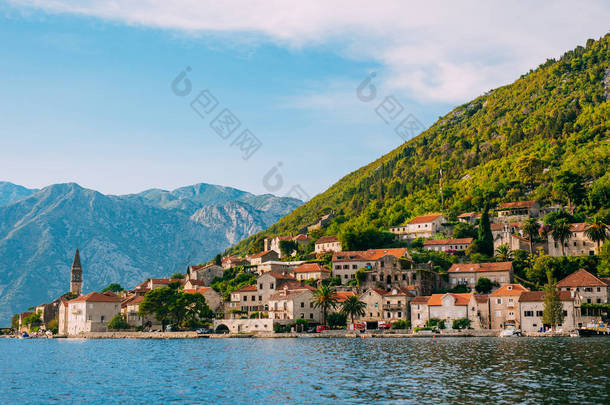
[548,223,600,257]
[519,290,578,332]
[314,235,342,254]
[490,284,529,330]
[410,296,430,328]
[187,264,224,286]
[267,285,321,322]
[447,262,513,291]
[64,292,122,335]
[70,248,83,296]
[389,214,445,240]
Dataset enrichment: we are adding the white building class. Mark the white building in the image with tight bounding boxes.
[423,238,473,252]
[390,214,445,240]
[64,292,122,335]
[314,235,342,253]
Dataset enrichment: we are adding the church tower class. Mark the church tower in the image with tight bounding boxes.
[70,248,83,296]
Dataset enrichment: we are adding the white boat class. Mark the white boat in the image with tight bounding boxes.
[499,327,521,337]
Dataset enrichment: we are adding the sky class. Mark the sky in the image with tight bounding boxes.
[0,1,608,200]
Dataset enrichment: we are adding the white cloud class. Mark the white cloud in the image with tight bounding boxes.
[8,0,610,103]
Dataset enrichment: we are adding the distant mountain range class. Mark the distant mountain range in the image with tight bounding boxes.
[0,181,301,325]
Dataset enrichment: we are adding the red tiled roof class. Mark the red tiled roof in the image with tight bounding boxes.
[428,293,473,306]
[236,285,257,292]
[490,284,529,296]
[333,248,408,262]
[423,238,473,246]
[249,250,275,259]
[293,263,331,273]
[69,292,122,303]
[474,294,489,304]
[410,296,430,304]
[335,291,356,303]
[570,223,588,232]
[490,223,503,231]
[383,288,414,297]
[121,295,144,307]
[183,287,212,295]
[149,278,181,284]
[316,235,339,244]
[498,200,537,209]
[407,214,443,224]
[556,269,608,288]
[448,262,513,273]
[185,279,206,286]
[265,272,295,280]
[293,234,312,241]
[458,212,476,218]
[519,291,574,302]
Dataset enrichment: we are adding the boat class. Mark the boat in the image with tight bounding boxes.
[499,326,521,337]
[575,322,610,337]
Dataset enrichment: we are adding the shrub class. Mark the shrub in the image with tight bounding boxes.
[327,312,347,329]
[452,318,471,330]
[414,326,436,333]
[426,318,445,329]
[107,314,131,330]
[47,318,59,334]
[391,320,410,329]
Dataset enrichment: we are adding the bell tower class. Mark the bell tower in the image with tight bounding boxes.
[70,248,83,296]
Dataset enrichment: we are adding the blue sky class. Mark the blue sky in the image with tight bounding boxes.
[1,1,608,199]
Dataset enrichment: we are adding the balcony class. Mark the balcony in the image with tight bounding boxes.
[383,304,404,311]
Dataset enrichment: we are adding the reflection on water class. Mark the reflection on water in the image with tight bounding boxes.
[1,337,608,404]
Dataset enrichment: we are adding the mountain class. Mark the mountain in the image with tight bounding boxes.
[0,182,301,325]
[228,34,610,255]
[0,182,38,207]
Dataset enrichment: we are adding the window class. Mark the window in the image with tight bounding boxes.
[259,283,263,289]
[270,283,274,289]
[300,302,305,308]
[508,298,513,303]
[495,311,501,317]
[412,274,417,281]
[597,298,602,304]
[309,313,313,319]
[524,311,534,317]
[335,265,340,270]
[417,313,420,319]
[101,315,105,322]
[344,274,348,279]
[402,274,406,280]
[536,311,543,317]
[300,313,304,318]
[398,312,402,318]
[369,312,373,317]
[562,310,568,316]
[496,298,502,304]
[352,265,357,269]
[243,296,247,301]
[258,296,262,301]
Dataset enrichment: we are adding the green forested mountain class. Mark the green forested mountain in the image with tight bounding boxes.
[228,34,610,255]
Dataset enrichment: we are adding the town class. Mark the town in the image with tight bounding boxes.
[10,200,610,338]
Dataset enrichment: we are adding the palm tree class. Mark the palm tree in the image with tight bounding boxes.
[551,218,573,256]
[341,295,366,325]
[522,218,540,254]
[312,285,338,326]
[584,216,609,250]
[495,244,513,261]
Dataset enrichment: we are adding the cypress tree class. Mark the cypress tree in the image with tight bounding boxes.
[477,205,494,256]
[542,271,564,331]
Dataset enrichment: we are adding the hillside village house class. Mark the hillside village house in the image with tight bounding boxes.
[228,272,302,317]
[423,238,473,252]
[147,278,182,290]
[457,212,481,224]
[332,248,410,284]
[256,260,305,274]
[62,292,122,335]
[187,264,224,285]
[490,284,529,330]
[448,262,513,291]
[183,287,223,312]
[381,288,413,322]
[221,256,248,269]
[247,250,279,266]
[229,285,259,316]
[548,223,599,256]
[119,295,160,329]
[267,285,320,321]
[264,234,312,258]
[409,296,430,328]
[519,291,578,332]
[389,214,445,240]
[496,200,540,222]
[292,263,331,281]
[556,269,609,326]
[360,289,386,324]
[427,293,472,328]
[314,235,342,253]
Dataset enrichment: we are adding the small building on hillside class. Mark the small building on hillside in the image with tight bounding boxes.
[264,235,312,258]
[188,264,224,285]
[256,260,304,274]
[556,269,609,326]
[390,214,445,240]
[448,262,513,291]
[457,212,480,225]
[496,201,540,222]
[490,284,529,330]
[314,235,342,254]
[183,287,223,312]
[221,256,249,270]
[65,292,122,335]
[548,223,600,257]
[332,248,411,284]
[292,263,331,281]
[519,290,578,332]
[247,250,279,266]
[423,238,473,252]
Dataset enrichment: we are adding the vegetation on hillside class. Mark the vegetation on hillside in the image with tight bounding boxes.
[227,35,609,257]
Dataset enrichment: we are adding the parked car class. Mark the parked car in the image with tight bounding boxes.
[377,322,391,330]
[315,325,330,333]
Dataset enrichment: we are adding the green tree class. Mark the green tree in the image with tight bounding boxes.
[475,277,493,294]
[47,318,59,334]
[355,268,367,287]
[598,241,610,277]
[340,295,366,324]
[107,314,130,330]
[476,206,494,256]
[453,222,477,239]
[139,287,175,331]
[515,155,543,190]
[551,218,572,256]
[553,170,585,211]
[214,254,222,266]
[170,272,185,280]
[312,285,338,326]
[279,240,298,257]
[584,216,608,250]
[100,283,124,293]
[22,311,42,329]
[495,245,513,261]
[326,312,347,329]
[542,272,564,331]
[522,218,540,255]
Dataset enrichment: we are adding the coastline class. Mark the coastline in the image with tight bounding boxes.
[5,329,580,339]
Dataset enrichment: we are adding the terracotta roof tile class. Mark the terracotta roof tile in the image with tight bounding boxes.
[236,285,257,292]
[69,292,122,303]
[490,284,529,296]
[428,293,473,306]
[407,214,443,224]
[448,262,513,273]
[316,235,339,244]
[474,294,489,304]
[556,269,608,288]
[335,291,356,303]
[423,238,473,246]
[410,296,430,304]
[333,248,408,262]
[519,291,574,302]
[498,200,537,209]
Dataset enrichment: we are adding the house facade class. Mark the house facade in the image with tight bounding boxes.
[519,291,578,332]
[556,269,609,326]
[267,286,321,322]
[423,238,473,252]
[332,248,410,285]
[410,296,430,328]
[292,263,331,281]
[188,264,224,285]
[496,200,540,222]
[65,292,122,335]
[390,214,445,240]
[314,235,342,254]
[247,250,280,266]
[548,223,599,257]
[489,284,529,329]
[448,262,513,291]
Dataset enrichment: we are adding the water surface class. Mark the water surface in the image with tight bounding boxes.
[1,337,608,404]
